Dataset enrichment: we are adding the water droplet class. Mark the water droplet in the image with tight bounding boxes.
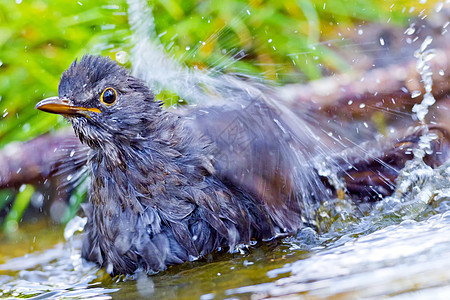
[64,216,87,240]
[359,103,366,109]
[200,293,214,300]
[31,193,44,208]
[268,39,272,43]
[422,93,435,106]
[102,4,120,9]
[404,26,415,36]
[243,260,254,266]
[379,37,385,46]
[101,24,115,30]
[419,36,433,53]
[158,30,167,37]
[185,46,190,51]
[22,123,30,132]
[15,0,22,4]
[411,90,422,98]
[246,9,251,15]
[115,51,129,64]
[439,70,445,76]
[421,49,436,63]
[358,29,363,35]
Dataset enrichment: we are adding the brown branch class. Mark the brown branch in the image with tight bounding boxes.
[0,130,84,189]
[0,47,449,196]
[280,48,450,121]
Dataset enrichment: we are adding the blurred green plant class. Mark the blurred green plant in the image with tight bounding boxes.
[0,0,129,147]
[0,0,439,229]
[151,0,436,81]
[3,184,33,233]
[0,0,130,230]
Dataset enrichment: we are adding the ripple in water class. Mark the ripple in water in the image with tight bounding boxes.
[0,236,118,299]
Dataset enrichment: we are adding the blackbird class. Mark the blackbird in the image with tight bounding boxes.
[34,55,365,275]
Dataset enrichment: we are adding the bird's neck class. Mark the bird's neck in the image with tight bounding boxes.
[87,110,215,209]
[81,109,178,165]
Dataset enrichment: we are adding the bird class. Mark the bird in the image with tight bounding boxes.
[35,55,337,275]
[35,55,450,275]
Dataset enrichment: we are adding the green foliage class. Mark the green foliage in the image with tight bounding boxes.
[0,0,130,228]
[0,0,437,227]
[0,0,130,147]
[151,0,429,82]
[0,0,434,144]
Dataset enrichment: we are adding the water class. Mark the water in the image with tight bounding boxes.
[1,0,450,298]
[0,160,449,298]
[228,210,450,299]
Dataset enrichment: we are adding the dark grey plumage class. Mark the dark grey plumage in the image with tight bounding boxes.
[38,55,328,275]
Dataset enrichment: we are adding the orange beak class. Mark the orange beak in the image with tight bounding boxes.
[35,97,101,116]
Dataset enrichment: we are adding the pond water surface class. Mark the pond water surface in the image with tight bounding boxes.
[0,160,449,299]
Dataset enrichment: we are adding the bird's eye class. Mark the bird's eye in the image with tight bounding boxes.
[100,87,117,105]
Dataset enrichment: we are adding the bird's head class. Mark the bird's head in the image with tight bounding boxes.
[36,55,161,149]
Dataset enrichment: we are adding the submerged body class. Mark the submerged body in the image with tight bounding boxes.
[36,56,330,275]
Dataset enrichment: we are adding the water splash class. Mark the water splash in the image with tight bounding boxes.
[127,0,263,105]
[125,0,450,230]
[0,237,118,299]
[227,208,450,299]
[412,36,436,124]
[386,23,447,216]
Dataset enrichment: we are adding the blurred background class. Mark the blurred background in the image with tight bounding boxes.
[1,1,450,298]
